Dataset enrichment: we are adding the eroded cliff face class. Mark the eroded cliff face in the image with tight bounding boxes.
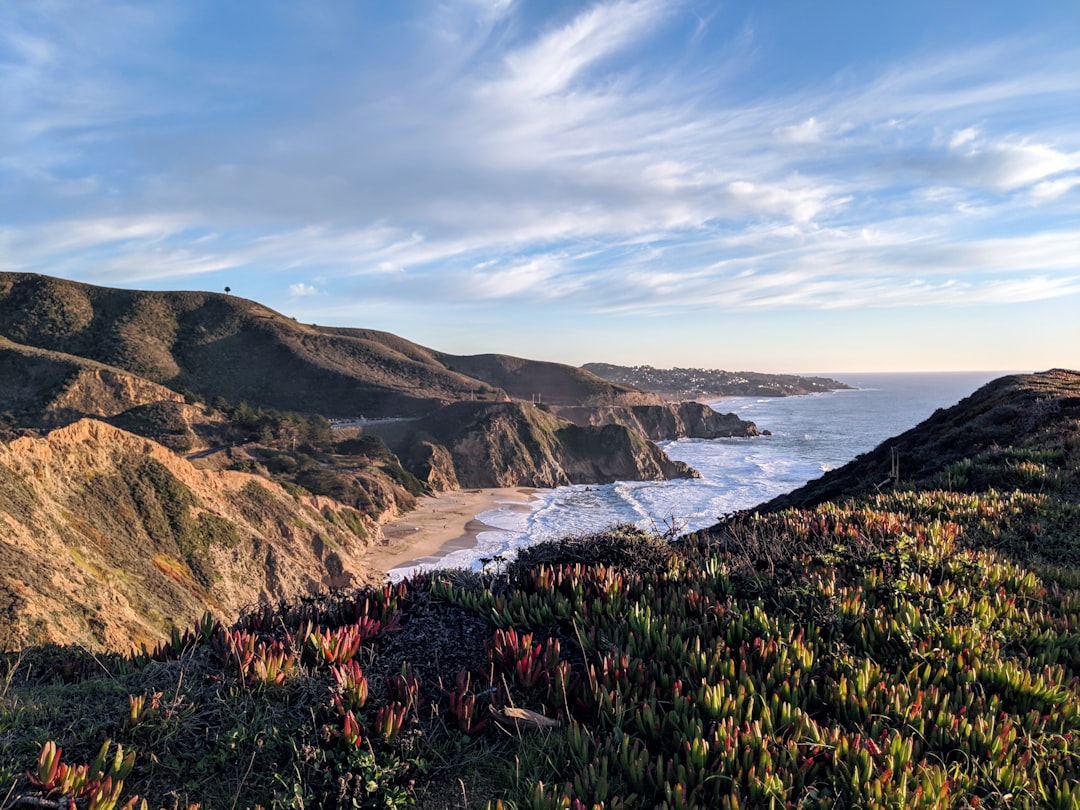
[376,401,697,489]
[0,419,378,652]
[552,401,761,441]
[46,367,185,422]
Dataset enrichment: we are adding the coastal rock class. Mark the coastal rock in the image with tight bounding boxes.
[553,401,760,441]
[370,401,698,489]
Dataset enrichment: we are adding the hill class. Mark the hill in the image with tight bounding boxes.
[0,336,185,425]
[0,418,379,652]
[0,273,659,419]
[439,353,661,407]
[757,368,1080,517]
[0,272,505,417]
[2,369,1077,808]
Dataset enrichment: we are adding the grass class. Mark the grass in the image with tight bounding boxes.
[3,470,1078,807]
[1,371,1078,808]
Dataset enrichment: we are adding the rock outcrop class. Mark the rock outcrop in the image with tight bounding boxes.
[0,419,378,652]
[553,401,761,441]
[374,401,698,490]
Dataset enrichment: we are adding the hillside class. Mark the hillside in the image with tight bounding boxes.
[2,370,1077,808]
[0,272,505,417]
[0,336,184,425]
[0,419,380,652]
[368,401,698,488]
[439,353,662,407]
[757,368,1080,517]
[584,362,853,399]
[0,273,667,419]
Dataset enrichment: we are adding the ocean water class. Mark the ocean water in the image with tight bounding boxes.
[388,372,1008,579]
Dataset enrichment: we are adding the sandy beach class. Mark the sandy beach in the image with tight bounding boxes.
[365,487,537,576]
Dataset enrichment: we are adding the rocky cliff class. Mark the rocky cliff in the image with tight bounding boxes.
[553,401,761,440]
[372,401,698,489]
[0,419,378,652]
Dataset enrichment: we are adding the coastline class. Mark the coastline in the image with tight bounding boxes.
[365,487,537,577]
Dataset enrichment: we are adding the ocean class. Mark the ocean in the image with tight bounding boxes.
[387,371,1009,579]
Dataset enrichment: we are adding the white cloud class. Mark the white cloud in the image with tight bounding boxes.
[774,117,825,145]
[1030,175,1080,202]
[289,282,320,297]
[947,138,1080,192]
[724,180,839,223]
[948,127,979,149]
[2,2,1079,337]
[499,0,665,99]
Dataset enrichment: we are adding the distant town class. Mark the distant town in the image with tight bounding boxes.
[583,363,853,400]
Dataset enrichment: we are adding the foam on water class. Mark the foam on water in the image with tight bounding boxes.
[388,372,1004,580]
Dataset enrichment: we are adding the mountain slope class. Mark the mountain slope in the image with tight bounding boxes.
[439,353,661,406]
[0,273,505,417]
[0,419,378,652]
[0,336,185,426]
[0,274,671,419]
[756,368,1080,513]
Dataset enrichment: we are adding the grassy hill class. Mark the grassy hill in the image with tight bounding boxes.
[439,353,662,407]
[1,369,1078,808]
[0,273,505,417]
[0,274,656,419]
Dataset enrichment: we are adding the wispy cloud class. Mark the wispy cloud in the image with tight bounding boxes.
[2,0,1079,341]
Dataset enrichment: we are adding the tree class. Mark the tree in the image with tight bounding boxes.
[224,286,231,295]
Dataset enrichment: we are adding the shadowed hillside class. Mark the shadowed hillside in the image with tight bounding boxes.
[439,353,662,406]
[0,273,505,417]
[0,274,680,420]
[0,336,185,427]
[756,369,1080,515]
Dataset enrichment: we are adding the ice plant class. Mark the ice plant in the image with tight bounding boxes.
[444,669,488,735]
[337,710,363,749]
[26,740,139,809]
[330,659,369,715]
[385,661,420,711]
[374,702,408,742]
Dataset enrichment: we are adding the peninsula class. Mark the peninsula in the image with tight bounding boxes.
[583,362,853,400]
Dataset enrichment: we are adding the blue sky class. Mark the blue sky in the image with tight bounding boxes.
[2,1,1079,373]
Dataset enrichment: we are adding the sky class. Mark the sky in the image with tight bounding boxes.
[2,1,1079,374]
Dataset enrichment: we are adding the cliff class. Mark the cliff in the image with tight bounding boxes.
[552,401,761,440]
[0,419,378,652]
[370,401,698,489]
[755,368,1080,513]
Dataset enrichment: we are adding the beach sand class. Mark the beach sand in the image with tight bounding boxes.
[365,487,537,576]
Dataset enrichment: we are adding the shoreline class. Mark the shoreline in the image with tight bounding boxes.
[365,487,537,577]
